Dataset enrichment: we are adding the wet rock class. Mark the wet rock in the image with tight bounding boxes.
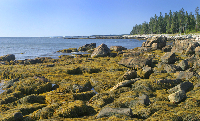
[118,56,152,68]
[177,60,189,71]
[141,36,167,49]
[164,64,182,73]
[14,112,23,121]
[91,43,110,57]
[0,54,15,61]
[96,107,133,118]
[0,78,19,89]
[176,71,194,80]
[137,66,153,78]
[78,43,96,51]
[110,78,140,91]
[138,94,150,105]
[161,52,176,64]
[110,46,127,52]
[162,45,172,52]
[168,90,186,103]
[167,82,193,94]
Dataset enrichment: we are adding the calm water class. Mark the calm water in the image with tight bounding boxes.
[0,37,146,60]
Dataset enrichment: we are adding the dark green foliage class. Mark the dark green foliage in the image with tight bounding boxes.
[130,7,200,35]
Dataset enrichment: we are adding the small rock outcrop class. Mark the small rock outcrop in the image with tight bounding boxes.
[167,82,193,94]
[138,94,150,105]
[141,36,167,49]
[168,90,186,103]
[91,43,110,57]
[110,46,127,52]
[78,43,96,51]
[97,107,133,118]
[0,54,15,61]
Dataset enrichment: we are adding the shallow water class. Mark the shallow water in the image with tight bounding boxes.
[0,37,146,60]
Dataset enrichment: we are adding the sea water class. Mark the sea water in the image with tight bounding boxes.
[0,37,146,60]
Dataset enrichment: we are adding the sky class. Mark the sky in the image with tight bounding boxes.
[0,0,199,37]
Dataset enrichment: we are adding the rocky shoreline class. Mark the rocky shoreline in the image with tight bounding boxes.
[0,34,200,120]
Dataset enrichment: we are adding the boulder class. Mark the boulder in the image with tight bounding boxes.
[123,70,137,80]
[164,64,182,73]
[167,82,193,94]
[91,43,110,57]
[18,94,46,104]
[168,90,186,103]
[176,71,194,80]
[195,46,200,56]
[177,60,189,71]
[97,107,133,118]
[185,42,199,55]
[156,79,181,85]
[110,46,127,52]
[0,54,15,61]
[161,52,176,64]
[78,43,96,51]
[138,94,150,105]
[137,66,153,78]
[118,57,152,68]
[141,36,167,49]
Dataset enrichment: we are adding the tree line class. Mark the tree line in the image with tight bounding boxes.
[130,7,200,35]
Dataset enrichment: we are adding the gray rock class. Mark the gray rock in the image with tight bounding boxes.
[176,71,194,80]
[110,46,127,52]
[123,70,137,80]
[168,90,186,103]
[195,46,200,57]
[91,43,110,57]
[161,52,176,64]
[72,81,92,93]
[14,112,23,121]
[118,56,152,68]
[138,94,150,105]
[164,64,182,73]
[141,36,166,49]
[97,107,133,118]
[168,82,193,94]
[185,42,199,55]
[162,45,172,52]
[177,60,189,71]
[78,43,96,51]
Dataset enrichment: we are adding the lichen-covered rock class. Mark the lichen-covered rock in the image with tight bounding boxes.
[162,45,172,52]
[156,79,181,85]
[185,42,199,55]
[97,107,133,119]
[18,94,46,104]
[72,81,92,93]
[118,57,152,68]
[54,100,93,118]
[91,43,110,57]
[168,90,186,103]
[195,46,200,56]
[123,70,137,80]
[167,82,193,94]
[161,52,176,64]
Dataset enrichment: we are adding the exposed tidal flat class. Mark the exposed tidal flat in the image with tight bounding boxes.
[0,35,200,120]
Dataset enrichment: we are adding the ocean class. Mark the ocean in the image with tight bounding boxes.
[0,37,146,60]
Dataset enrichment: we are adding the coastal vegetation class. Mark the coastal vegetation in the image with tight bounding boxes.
[130,7,200,35]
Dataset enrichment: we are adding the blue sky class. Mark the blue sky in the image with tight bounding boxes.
[0,0,199,37]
